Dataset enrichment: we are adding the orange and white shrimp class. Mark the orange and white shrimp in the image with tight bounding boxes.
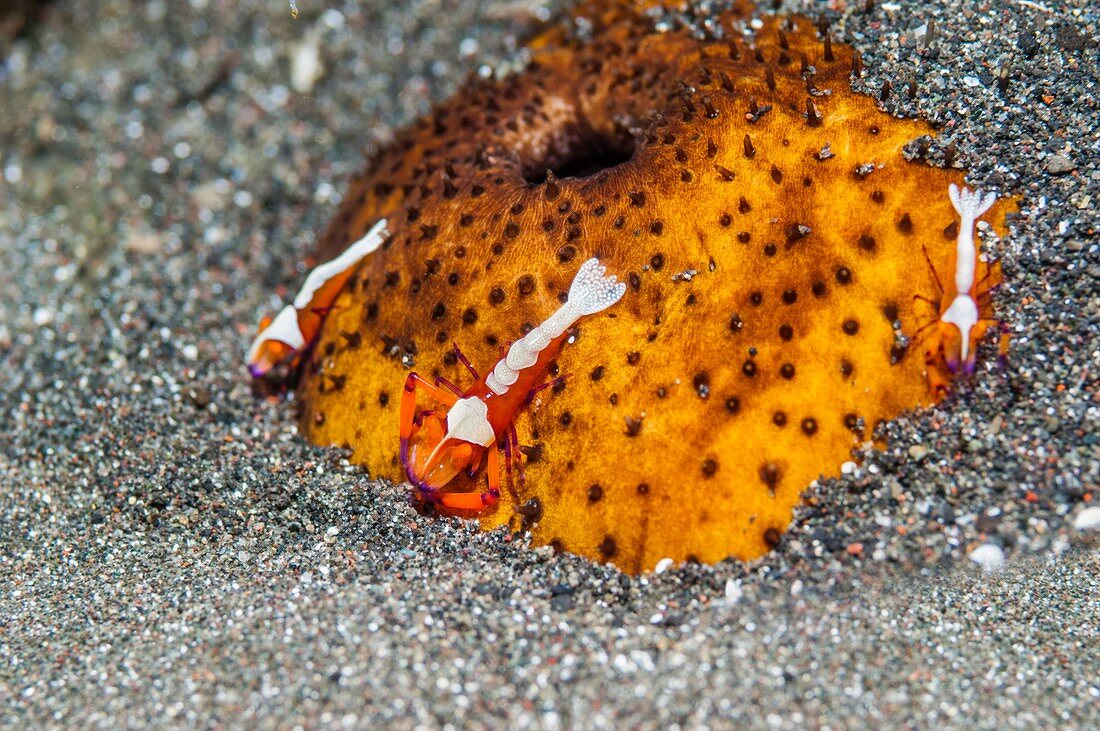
[248,219,389,377]
[917,184,1003,394]
[399,257,626,511]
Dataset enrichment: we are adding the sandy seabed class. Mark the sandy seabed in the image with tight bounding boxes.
[0,0,1096,728]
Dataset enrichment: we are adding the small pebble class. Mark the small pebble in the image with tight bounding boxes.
[1072,507,1100,532]
[968,543,1005,572]
[1045,155,1076,174]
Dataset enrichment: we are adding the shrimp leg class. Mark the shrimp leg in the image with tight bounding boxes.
[433,446,502,510]
[399,373,459,482]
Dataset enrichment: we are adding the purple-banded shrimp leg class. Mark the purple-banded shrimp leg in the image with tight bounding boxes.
[910,318,941,348]
[974,261,1005,305]
[431,446,501,511]
[501,433,514,485]
[414,409,435,427]
[920,244,945,296]
[522,373,570,405]
[435,375,464,396]
[451,342,480,381]
[991,319,1012,364]
[399,373,459,484]
[913,294,940,311]
[974,266,1002,291]
[508,424,526,485]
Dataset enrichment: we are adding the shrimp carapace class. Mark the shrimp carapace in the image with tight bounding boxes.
[294,0,1015,571]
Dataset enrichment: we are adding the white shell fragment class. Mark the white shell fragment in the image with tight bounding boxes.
[291,32,323,93]
[724,578,743,604]
[1072,506,1100,532]
[967,543,1005,573]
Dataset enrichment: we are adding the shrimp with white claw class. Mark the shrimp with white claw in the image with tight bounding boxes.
[914,184,1005,395]
[248,219,389,378]
[399,257,627,511]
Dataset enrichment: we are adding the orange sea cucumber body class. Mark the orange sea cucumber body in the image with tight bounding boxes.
[295,1,1013,571]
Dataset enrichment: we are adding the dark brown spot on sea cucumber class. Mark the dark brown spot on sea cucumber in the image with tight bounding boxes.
[695,371,712,400]
[759,462,781,492]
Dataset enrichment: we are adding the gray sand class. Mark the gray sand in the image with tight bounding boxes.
[0,0,1097,727]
